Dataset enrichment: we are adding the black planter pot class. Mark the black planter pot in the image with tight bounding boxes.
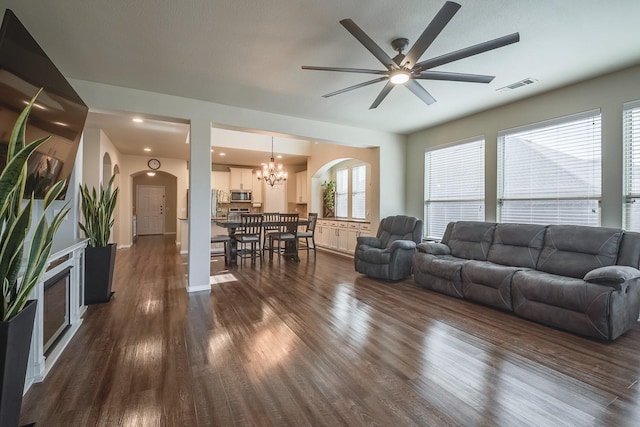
[0,299,37,427]
[84,243,117,304]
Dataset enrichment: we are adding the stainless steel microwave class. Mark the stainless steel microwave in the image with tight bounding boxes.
[230,190,252,202]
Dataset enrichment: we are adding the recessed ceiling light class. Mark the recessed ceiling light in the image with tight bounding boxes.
[133,117,144,123]
[219,152,226,156]
[144,148,151,152]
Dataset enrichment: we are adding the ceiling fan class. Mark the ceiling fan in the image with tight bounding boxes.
[302,1,520,109]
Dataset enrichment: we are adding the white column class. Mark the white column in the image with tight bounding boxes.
[187,119,212,293]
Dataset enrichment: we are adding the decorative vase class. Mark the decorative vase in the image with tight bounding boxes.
[84,243,117,304]
[0,300,37,427]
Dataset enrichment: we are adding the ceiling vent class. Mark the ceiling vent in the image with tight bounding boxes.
[497,78,537,92]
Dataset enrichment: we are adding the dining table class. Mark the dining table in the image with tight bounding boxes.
[214,216,310,264]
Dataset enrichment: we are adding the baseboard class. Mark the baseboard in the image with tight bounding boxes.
[117,244,132,249]
[187,284,211,293]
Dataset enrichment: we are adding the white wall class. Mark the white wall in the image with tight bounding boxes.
[407,63,640,229]
[70,78,406,291]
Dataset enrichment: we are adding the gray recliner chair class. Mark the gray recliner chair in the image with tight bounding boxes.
[354,215,423,281]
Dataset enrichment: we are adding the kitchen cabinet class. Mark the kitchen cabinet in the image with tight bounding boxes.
[295,171,307,204]
[252,174,263,203]
[212,171,230,196]
[229,167,253,190]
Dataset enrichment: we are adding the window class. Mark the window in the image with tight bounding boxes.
[498,110,601,226]
[624,100,640,231]
[335,168,348,218]
[424,138,485,238]
[352,165,366,219]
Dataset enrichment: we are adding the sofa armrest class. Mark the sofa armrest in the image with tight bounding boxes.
[416,242,451,255]
[385,240,417,252]
[584,266,640,291]
[357,236,382,248]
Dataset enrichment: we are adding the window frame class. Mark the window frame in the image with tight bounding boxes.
[623,100,640,231]
[497,109,602,226]
[423,137,485,239]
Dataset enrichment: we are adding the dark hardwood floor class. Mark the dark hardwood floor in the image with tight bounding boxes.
[20,235,640,426]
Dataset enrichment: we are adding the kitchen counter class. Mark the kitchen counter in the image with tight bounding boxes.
[319,217,370,224]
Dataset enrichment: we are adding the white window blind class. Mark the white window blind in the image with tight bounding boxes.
[623,100,640,231]
[424,138,485,238]
[498,110,601,226]
[352,165,366,219]
[335,168,348,218]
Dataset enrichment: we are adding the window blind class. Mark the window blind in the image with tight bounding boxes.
[424,138,485,238]
[623,100,640,231]
[497,110,601,226]
[352,165,366,219]
[335,168,348,218]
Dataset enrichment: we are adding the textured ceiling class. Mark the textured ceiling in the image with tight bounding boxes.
[3,0,640,160]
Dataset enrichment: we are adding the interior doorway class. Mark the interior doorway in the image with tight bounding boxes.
[137,185,165,235]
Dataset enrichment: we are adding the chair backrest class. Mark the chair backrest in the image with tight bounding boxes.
[306,213,318,232]
[278,213,299,234]
[239,213,263,236]
[376,215,423,248]
[262,212,280,229]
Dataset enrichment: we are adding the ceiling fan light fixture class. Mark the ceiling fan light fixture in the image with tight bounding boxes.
[390,70,411,85]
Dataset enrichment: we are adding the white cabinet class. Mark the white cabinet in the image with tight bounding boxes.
[229,167,253,190]
[337,222,349,252]
[212,171,230,196]
[295,171,307,204]
[252,172,263,203]
[316,220,372,256]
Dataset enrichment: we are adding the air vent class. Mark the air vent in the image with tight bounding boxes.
[497,78,537,92]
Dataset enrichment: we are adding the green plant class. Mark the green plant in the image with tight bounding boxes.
[79,175,119,247]
[321,180,336,212]
[0,92,70,321]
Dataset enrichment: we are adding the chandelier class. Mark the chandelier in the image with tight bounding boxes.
[256,137,288,187]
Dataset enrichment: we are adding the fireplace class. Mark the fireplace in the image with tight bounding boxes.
[43,266,72,355]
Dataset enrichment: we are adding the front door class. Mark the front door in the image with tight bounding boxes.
[137,185,165,235]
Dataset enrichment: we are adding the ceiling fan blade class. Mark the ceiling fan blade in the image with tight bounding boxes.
[415,32,520,70]
[406,80,436,105]
[322,77,389,98]
[402,1,461,68]
[340,19,397,69]
[369,81,395,109]
[302,66,388,75]
[415,71,494,83]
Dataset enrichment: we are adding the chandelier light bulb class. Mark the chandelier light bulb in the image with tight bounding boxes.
[256,137,288,187]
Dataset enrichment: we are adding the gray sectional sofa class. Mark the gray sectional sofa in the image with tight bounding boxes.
[413,221,640,340]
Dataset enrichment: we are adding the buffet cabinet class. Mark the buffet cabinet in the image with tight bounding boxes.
[316,219,371,256]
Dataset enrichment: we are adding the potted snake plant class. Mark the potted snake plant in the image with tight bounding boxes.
[78,175,119,304]
[0,93,70,427]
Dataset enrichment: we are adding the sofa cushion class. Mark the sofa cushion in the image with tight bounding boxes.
[378,216,422,248]
[461,261,521,310]
[487,223,546,268]
[447,221,496,261]
[617,231,640,269]
[357,247,391,265]
[413,253,467,298]
[536,225,622,279]
[512,270,616,340]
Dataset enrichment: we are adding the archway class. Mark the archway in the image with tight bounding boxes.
[132,170,178,238]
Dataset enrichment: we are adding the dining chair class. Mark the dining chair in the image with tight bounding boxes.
[210,234,231,265]
[269,213,300,263]
[234,213,263,266]
[296,212,318,258]
[261,212,280,256]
